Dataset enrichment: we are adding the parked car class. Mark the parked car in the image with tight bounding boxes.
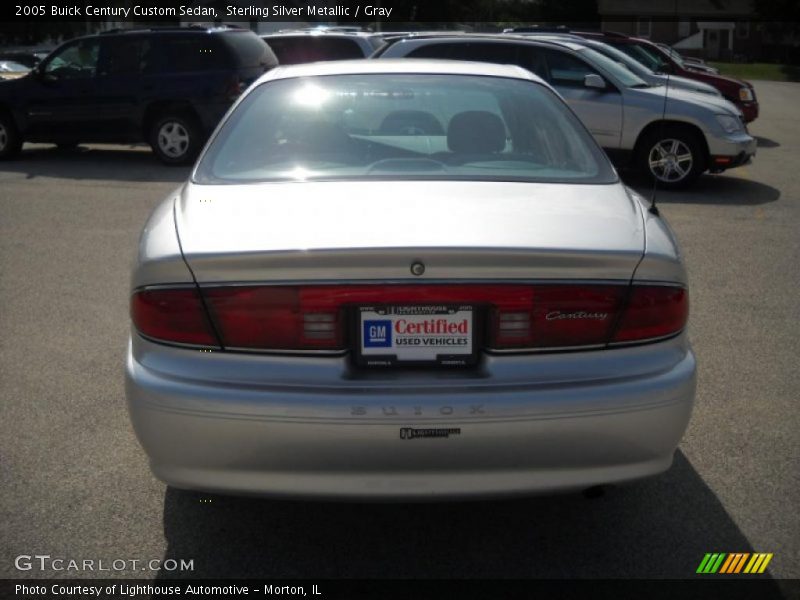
[376,35,756,188]
[261,30,384,64]
[518,33,723,97]
[0,27,277,164]
[126,59,695,499]
[0,47,53,69]
[574,32,757,122]
[0,60,30,80]
[655,43,719,74]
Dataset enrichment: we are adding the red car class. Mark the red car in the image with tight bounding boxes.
[575,32,759,123]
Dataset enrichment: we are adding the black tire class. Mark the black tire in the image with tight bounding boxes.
[56,142,80,151]
[0,113,23,160]
[636,126,706,190]
[149,113,202,166]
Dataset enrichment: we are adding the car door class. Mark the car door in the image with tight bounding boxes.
[522,47,623,150]
[25,38,103,141]
[91,35,148,141]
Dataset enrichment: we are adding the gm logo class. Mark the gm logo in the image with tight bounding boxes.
[364,320,392,347]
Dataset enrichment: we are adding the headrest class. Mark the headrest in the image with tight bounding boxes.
[447,111,506,154]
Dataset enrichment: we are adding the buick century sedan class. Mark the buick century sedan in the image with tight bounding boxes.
[126,60,696,499]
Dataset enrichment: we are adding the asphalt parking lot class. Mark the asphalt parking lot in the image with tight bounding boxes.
[1,81,798,584]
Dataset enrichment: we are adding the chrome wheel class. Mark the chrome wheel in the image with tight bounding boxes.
[648,138,693,183]
[0,123,7,152]
[157,121,190,159]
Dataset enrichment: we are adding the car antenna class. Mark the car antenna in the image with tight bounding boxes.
[649,0,678,217]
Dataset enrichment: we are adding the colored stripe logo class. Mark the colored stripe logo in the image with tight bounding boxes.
[697,553,773,574]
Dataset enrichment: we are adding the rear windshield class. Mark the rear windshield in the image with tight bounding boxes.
[262,36,366,64]
[194,74,616,185]
[220,31,278,68]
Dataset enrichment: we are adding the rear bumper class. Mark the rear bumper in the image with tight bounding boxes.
[125,334,696,500]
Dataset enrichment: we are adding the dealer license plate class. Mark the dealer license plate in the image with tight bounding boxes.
[357,305,476,367]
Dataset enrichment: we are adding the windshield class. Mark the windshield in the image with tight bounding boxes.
[586,43,654,78]
[609,43,657,72]
[195,74,616,185]
[264,36,365,64]
[660,46,687,68]
[576,47,649,87]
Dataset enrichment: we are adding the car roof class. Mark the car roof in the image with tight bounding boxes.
[256,58,546,86]
[262,30,378,39]
[383,33,586,52]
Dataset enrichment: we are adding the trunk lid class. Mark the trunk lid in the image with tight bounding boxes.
[175,180,645,283]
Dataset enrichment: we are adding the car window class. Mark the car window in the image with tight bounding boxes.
[98,37,149,76]
[408,42,519,65]
[221,32,277,68]
[43,40,100,79]
[516,47,552,80]
[195,74,616,185]
[587,43,653,77]
[539,48,600,87]
[406,43,455,59]
[155,36,228,72]
[576,47,648,87]
[264,36,365,64]
[610,42,666,72]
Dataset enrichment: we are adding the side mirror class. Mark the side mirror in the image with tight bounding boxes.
[583,74,606,90]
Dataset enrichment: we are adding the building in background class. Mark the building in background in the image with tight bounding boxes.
[598,0,763,61]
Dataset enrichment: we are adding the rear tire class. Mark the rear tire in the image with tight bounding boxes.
[0,113,22,160]
[636,126,706,190]
[149,113,202,166]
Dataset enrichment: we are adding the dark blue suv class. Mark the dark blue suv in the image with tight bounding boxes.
[0,27,277,164]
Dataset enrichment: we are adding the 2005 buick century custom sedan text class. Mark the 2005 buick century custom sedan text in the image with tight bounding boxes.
[125,60,696,499]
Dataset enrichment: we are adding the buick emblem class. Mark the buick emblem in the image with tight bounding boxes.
[410,261,425,276]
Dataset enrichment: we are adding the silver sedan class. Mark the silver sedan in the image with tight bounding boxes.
[126,60,696,499]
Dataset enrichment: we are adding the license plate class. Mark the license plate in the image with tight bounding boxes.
[357,305,476,367]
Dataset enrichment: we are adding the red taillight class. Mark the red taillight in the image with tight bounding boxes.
[130,283,687,352]
[131,288,218,347]
[612,285,688,343]
[203,286,343,350]
[498,285,629,349]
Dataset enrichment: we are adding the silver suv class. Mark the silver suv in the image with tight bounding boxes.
[519,33,722,98]
[375,35,756,188]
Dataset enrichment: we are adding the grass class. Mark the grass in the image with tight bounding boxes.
[708,62,800,82]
